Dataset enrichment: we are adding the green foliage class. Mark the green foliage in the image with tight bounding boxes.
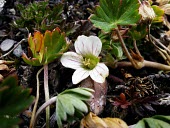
[135,115,170,128]
[13,1,64,32]
[56,88,94,128]
[111,43,124,60]
[129,23,148,40]
[89,0,141,33]
[152,5,164,23]
[0,76,34,128]
[99,32,125,61]
[22,28,69,66]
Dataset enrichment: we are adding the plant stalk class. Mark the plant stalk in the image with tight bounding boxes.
[33,96,57,128]
[44,64,50,128]
[115,60,170,71]
[115,28,137,68]
[29,67,44,128]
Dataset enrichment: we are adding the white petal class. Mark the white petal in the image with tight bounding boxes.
[60,52,83,69]
[72,68,90,84]
[75,35,102,57]
[87,36,102,56]
[89,63,109,83]
[74,35,88,56]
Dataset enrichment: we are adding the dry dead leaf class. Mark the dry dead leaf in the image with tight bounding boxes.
[80,77,107,115]
[80,112,128,128]
[0,64,9,71]
[0,60,16,81]
[103,118,128,128]
[80,112,107,128]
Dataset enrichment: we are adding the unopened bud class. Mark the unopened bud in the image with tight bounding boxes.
[139,1,156,21]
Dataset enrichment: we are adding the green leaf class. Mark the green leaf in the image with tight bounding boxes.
[111,43,123,60]
[152,5,164,23]
[56,88,93,128]
[90,0,141,32]
[128,23,148,40]
[59,95,75,116]
[61,87,94,98]
[0,76,34,128]
[134,120,146,128]
[0,116,19,128]
[14,1,64,32]
[56,98,65,128]
[64,94,88,113]
[135,115,170,128]
[22,28,69,66]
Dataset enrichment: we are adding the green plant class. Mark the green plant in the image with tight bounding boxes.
[13,1,64,32]
[32,87,94,128]
[0,76,34,128]
[22,27,69,66]
[89,0,140,33]
[89,0,170,71]
[135,115,170,128]
[22,27,69,128]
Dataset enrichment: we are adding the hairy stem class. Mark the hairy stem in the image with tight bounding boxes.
[44,64,50,128]
[115,28,136,67]
[33,97,57,128]
[29,67,44,128]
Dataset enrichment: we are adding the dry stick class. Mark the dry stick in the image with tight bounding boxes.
[158,50,170,65]
[32,96,57,128]
[29,67,44,128]
[0,38,26,59]
[157,47,170,65]
[116,60,170,71]
[44,64,50,128]
[150,34,170,54]
[148,28,170,65]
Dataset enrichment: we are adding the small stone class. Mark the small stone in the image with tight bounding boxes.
[13,44,23,57]
[0,39,15,51]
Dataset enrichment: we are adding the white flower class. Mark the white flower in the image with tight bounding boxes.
[61,35,109,84]
[139,1,155,20]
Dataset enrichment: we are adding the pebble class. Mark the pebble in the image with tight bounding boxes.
[13,44,23,57]
[0,39,15,52]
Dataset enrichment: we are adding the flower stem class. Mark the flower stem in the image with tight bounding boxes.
[44,64,50,128]
[33,96,57,128]
[29,67,44,128]
[115,28,137,68]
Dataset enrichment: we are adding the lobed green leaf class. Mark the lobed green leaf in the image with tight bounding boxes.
[55,88,93,128]
[0,76,34,127]
[135,115,170,128]
[90,0,140,32]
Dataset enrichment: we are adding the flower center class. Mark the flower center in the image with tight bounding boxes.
[82,54,99,70]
